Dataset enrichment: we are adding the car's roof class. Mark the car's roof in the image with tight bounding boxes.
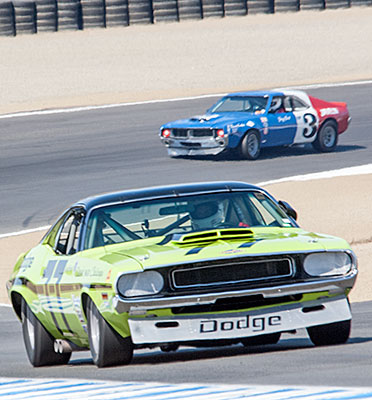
[225,90,284,97]
[75,181,265,211]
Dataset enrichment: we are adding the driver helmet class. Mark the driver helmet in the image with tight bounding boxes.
[190,201,224,230]
[270,97,283,113]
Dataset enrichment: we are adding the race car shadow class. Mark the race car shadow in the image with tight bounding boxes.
[174,144,365,162]
[256,144,365,161]
[66,335,372,368]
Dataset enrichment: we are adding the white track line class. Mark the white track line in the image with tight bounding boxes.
[257,163,372,186]
[0,93,227,120]
[0,226,50,240]
[1,164,371,240]
[1,79,372,120]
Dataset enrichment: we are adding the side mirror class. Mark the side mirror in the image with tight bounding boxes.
[278,200,297,221]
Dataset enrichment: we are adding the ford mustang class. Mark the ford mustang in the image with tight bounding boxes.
[159,90,351,159]
[7,182,357,367]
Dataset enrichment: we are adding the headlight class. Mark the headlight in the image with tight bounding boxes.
[117,271,164,298]
[304,252,352,277]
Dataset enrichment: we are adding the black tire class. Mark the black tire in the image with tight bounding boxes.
[307,319,351,346]
[312,120,338,152]
[241,332,281,347]
[86,298,133,367]
[21,298,71,367]
[240,130,261,160]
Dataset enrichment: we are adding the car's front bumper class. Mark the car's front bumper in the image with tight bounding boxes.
[113,270,356,344]
[160,136,227,156]
[114,270,357,314]
[127,295,350,344]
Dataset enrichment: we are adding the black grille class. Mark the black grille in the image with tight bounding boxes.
[191,129,214,137]
[172,294,302,314]
[180,142,201,148]
[171,258,293,289]
[171,129,215,138]
[172,129,188,138]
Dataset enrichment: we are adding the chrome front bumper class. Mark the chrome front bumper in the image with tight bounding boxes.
[161,136,227,156]
[113,270,357,314]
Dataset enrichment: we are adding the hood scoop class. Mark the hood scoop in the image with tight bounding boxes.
[170,229,254,245]
[190,114,219,122]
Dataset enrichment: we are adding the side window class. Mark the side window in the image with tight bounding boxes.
[283,96,292,112]
[292,97,308,111]
[55,211,83,255]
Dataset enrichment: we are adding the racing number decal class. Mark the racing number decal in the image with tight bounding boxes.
[42,259,74,335]
[43,259,67,283]
[302,113,317,138]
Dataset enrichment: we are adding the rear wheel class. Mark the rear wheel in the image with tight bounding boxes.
[240,130,261,160]
[241,332,281,347]
[86,298,133,367]
[307,319,351,346]
[21,298,71,367]
[312,121,338,152]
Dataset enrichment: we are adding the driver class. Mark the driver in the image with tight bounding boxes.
[189,201,224,230]
[269,97,285,113]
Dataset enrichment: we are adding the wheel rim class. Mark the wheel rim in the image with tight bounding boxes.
[25,307,35,351]
[247,134,259,156]
[323,126,336,148]
[89,305,100,354]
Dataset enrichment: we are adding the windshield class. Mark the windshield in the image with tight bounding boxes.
[209,96,268,113]
[83,191,295,249]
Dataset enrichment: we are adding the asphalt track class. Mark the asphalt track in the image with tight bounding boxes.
[1,82,372,234]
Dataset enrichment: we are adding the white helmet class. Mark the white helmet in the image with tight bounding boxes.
[190,201,224,230]
[270,97,283,113]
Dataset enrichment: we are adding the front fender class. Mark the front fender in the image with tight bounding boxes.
[81,288,131,339]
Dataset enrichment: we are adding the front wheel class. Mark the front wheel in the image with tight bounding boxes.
[240,131,261,160]
[312,121,338,152]
[86,298,133,367]
[307,319,351,346]
[21,298,71,367]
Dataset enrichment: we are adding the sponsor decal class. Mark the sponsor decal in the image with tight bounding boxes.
[74,264,105,278]
[278,115,291,123]
[246,121,255,127]
[200,314,282,334]
[229,122,247,134]
[20,257,34,273]
[260,117,269,135]
[320,108,339,117]
[222,249,244,255]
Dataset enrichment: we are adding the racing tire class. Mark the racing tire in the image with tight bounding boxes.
[241,332,281,347]
[21,298,71,367]
[312,120,338,152]
[307,319,351,346]
[86,298,133,368]
[240,130,261,160]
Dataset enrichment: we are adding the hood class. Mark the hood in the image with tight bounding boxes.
[164,112,260,129]
[100,227,350,271]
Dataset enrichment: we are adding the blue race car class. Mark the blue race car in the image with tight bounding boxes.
[159,90,350,159]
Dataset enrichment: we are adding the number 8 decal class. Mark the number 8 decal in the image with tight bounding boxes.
[303,113,317,138]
